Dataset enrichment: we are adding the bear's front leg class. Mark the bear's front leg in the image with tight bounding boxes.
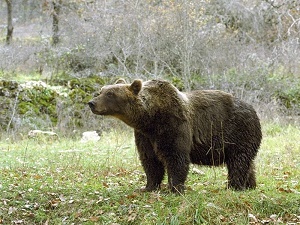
[155,132,191,194]
[166,157,190,193]
[135,131,165,192]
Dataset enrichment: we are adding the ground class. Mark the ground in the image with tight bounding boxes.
[0,123,299,224]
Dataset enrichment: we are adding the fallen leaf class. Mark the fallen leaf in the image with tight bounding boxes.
[12,220,24,224]
[192,167,205,175]
[48,199,60,208]
[270,214,278,220]
[97,210,104,215]
[261,219,271,224]
[34,174,42,179]
[90,216,100,222]
[128,213,137,222]
[27,212,35,218]
[277,187,293,193]
[24,204,31,209]
[59,194,66,202]
[44,218,49,225]
[8,207,17,215]
[127,193,138,199]
[218,215,226,222]
[248,213,258,222]
[74,212,82,218]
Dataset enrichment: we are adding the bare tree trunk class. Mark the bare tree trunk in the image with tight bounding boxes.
[5,0,13,45]
[52,0,62,46]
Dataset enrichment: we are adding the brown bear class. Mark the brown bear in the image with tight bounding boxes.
[88,79,262,193]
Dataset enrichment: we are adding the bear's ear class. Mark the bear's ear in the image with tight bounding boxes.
[129,79,142,95]
[115,78,126,84]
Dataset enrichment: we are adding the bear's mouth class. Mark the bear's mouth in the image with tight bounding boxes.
[93,110,109,115]
[88,101,108,115]
[90,108,109,115]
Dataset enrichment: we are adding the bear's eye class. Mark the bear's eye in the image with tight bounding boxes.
[106,92,114,98]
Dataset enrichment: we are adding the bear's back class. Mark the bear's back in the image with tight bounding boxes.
[187,90,261,150]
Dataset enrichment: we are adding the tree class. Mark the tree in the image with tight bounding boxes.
[52,0,62,46]
[5,0,13,45]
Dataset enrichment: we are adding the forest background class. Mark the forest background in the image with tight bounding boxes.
[0,0,299,136]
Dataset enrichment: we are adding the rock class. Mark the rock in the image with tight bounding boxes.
[80,131,100,142]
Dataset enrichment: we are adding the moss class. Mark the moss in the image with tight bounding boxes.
[0,80,19,98]
[67,76,105,103]
[0,76,106,130]
[1,80,19,90]
[275,87,300,109]
[18,102,39,114]
[67,76,105,92]
[17,85,58,125]
[68,89,85,104]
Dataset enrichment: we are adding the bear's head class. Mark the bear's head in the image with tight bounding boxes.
[88,79,143,124]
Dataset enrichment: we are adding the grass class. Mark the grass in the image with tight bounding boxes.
[0,123,299,224]
[0,71,43,82]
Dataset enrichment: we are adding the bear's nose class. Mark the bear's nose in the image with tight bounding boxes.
[88,101,95,110]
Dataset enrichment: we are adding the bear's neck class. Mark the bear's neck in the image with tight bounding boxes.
[113,111,151,131]
[113,114,135,127]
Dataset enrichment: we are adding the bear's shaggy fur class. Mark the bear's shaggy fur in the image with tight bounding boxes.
[88,79,262,193]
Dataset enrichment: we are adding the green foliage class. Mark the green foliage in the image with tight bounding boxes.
[18,85,58,123]
[275,87,300,110]
[67,76,105,94]
[268,72,300,111]
[170,76,184,91]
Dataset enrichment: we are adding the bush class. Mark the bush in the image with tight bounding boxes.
[275,87,300,113]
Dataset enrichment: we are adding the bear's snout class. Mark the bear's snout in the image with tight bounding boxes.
[88,101,95,110]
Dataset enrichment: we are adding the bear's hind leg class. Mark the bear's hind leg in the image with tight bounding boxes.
[245,162,256,189]
[226,156,257,191]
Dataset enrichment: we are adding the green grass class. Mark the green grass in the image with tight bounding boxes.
[0,123,299,224]
[0,71,43,82]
